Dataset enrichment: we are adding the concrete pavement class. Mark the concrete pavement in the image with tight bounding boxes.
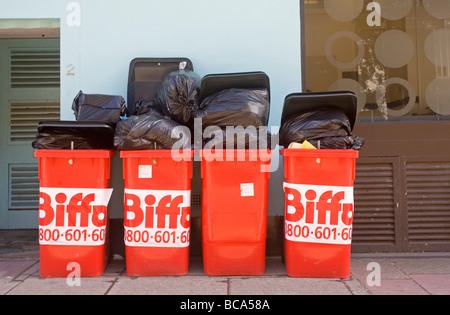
[1,229,450,297]
[1,255,450,296]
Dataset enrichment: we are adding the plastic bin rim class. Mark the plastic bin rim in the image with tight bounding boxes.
[120,150,194,158]
[34,149,114,158]
[200,149,273,158]
[280,148,359,158]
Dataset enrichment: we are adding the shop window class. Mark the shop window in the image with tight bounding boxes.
[303,0,450,122]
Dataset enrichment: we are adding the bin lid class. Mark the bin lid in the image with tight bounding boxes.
[198,71,270,103]
[37,120,115,133]
[37,120,115,150]
[127,58,194,115]
[281,91,357,131]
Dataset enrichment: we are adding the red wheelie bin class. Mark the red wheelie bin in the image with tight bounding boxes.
[280,91,360,278]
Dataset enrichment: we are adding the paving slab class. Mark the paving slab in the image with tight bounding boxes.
[6,276,117,295]
[108,276,229,295]
[350,258,409,280]
[228,277,352,295]
[394,258,450,274]
[409,274,450,295]
[364,279,429,295]
[0,260,39,294]
[0,260,37,278]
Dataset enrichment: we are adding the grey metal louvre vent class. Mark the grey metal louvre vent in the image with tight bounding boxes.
[352,161,397,249]
[8,164,39,210]
[9,100,60,143]
[10,49,60,88]
[406,161,450,248]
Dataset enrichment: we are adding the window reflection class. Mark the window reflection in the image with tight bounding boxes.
[303,0,450,122]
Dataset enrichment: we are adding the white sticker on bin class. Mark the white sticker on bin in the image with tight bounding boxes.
[240,183,254,197]
[38,187,113,246]
[284,182,354,245]
[138,165,152,179]
[124,189,191,248]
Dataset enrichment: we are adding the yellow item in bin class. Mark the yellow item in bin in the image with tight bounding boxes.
[288,140,317,150]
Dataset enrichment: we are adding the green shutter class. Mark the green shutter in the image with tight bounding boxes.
[9,48,60,88]
[8,164,39,210]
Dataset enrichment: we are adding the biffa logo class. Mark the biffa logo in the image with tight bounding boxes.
[284,183,354,245]
[39,188,113,246]
[124,189,191,248]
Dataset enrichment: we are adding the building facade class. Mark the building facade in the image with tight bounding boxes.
[302,0,450,253]
[1,0,449,255]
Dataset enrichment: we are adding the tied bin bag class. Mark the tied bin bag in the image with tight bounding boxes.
[72,91,127,124]
[154,61,201,125]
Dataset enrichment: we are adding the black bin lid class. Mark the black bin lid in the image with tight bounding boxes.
[127,58,194,115]
[37,120,115,134]
[198,71,270,103]
[37,120,115,149]
[281,91,357,131]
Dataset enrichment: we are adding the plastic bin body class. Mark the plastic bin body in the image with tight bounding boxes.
[201,150,271,276]
[281,149,358,278]
[35,150,114,278]
[121,150,193,276]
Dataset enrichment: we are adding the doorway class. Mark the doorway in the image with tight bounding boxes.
[0,37,60,229]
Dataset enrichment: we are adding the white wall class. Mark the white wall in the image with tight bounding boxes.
[69,0,302,127]
[2,0,302,217]
[2,0,302,124]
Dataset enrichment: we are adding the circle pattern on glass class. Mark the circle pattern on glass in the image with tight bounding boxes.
[375,30,415,68]
[324,0,364,22]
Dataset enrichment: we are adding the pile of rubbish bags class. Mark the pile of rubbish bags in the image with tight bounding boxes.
[114,62,200,150]
[32,59,363,152]
[115,87,271,150]
[33,62,272,151]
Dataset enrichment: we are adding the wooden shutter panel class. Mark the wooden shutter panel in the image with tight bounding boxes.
[405,160,450,251]
[352,158,400,252]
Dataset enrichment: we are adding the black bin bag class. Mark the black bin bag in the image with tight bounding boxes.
[72,91,127,123]
[154,61,201,125]
[279,91,364,150]
[194,88,270,149]
[280,107,364,150]
[114,112,191,150]
[195,88,270,129]
[133,100,162,116]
